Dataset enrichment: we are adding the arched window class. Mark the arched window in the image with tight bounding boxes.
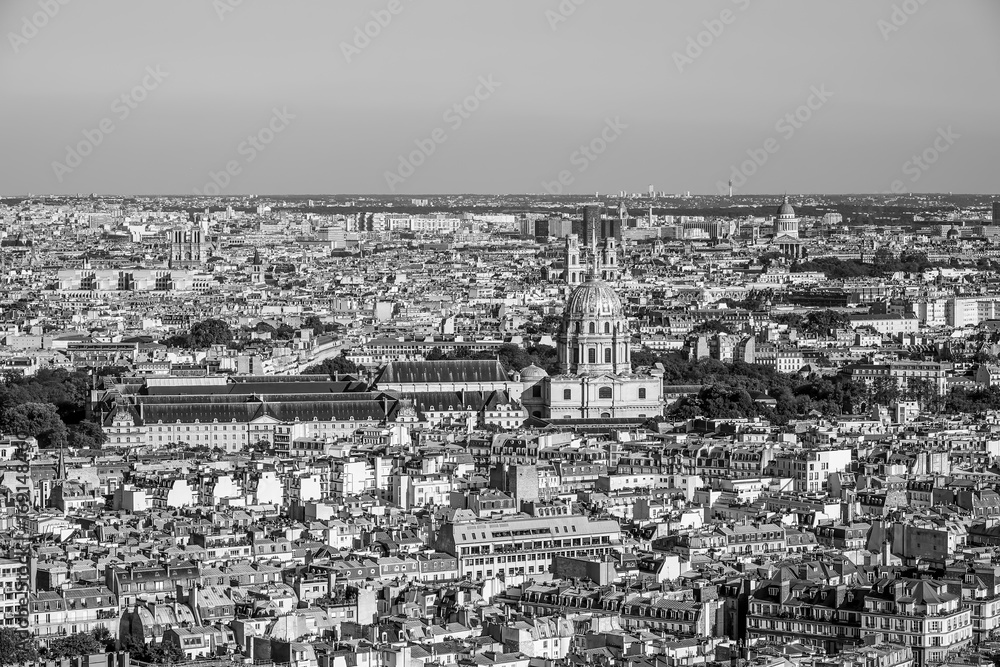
[604,322,611,334]
[563,389,571,400]
[589,322,596,334]
[588,348,597,363]
[604,348,612,363]
[599,386,612,399]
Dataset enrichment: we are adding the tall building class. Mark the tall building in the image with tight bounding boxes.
[582,204,603,244]
[993,201,1000,224]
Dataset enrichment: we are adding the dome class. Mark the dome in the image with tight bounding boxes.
[777,196,796,218]
[520,364,548,380]
[566,274,624,319]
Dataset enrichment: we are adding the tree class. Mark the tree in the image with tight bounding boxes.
[121,637,183,664]
[495,343,534,372]
[303,315,326,336]
[0,628,39,666]
[68,420,108,449]
[303,353,359,377]
[0,368,91,424]
[870,377,900,406]
[187,318,233,349]
[523,313,563,335]
[92,627,115,652]
[46,631,104,659]
[527,344,558,375]
[0,402,68,448]
[690,320,735,336]
[801,310,852,336]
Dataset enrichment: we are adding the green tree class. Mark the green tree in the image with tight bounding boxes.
[46,631,104,659]
[0,402,68,448]
[0,628,39,666]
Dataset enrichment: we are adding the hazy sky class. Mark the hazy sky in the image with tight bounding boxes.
[2,0,997,196]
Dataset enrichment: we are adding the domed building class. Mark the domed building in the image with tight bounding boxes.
[558,274,631,375]
[521,268,664,420]
[774,195,800,239]
[773,195,803,257]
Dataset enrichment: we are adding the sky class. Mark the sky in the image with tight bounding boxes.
[1,0,997,196]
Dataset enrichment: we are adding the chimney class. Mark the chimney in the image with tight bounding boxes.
[835,584,847,607]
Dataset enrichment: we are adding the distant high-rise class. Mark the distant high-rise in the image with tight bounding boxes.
[574,204,603,245]
[993,201,1000,223]
[648,185,654,197]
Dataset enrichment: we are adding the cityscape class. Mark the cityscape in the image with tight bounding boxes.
[3,3,1000,667]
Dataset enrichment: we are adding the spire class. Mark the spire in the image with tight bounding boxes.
[587,231,601,280]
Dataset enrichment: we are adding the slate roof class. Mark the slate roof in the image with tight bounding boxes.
[400,390,516,414]
[125,392,400,425]
[373,360,509,386]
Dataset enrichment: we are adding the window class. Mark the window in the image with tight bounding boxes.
[532,386,541,398]
[588,349,596,364]
[599,387,612,399]
[604,348,612,363]
[589,322,596,334]
[563,389,571,400]
[639,388,646,399]
[604,322,610,334]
